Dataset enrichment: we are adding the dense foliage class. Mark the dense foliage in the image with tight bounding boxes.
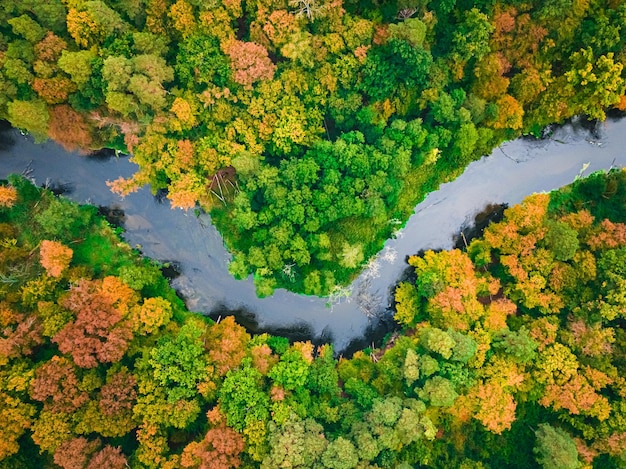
[1,0,625,294]
[2,168,626,468]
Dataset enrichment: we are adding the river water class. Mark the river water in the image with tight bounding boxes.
[1,116,624,353]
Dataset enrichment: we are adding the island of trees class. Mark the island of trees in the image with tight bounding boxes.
[1,0,625,294]
[2,164,626,467]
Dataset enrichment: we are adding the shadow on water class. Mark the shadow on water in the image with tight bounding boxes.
[208,308,331,345]
[97,205,126,227]
[154,188,169,204]
[606,108,626,121]
[87,148,120,161]
[45,181,75,196]
[0,120,16,152]
[453,203,508,249]
[341,314,399,358]
[522,114,608,142]
[160,261,182,281]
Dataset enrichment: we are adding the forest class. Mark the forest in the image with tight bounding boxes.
[1,0,625,294]
[2,163,626,467]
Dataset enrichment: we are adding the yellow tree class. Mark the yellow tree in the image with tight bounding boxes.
[66,9,101,48]
[0,392,36,459]
[131,297,173,335]
[472,381,517,434]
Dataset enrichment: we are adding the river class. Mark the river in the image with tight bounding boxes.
[1,116,624,353]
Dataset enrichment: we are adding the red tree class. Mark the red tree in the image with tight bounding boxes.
[48,105,93,153]
[0,303,43,363]
[99,368,137,417]
[54,437,99,469]
[181,409,245,469]
[222,40,276,88]
[35,32,68,62]
[54,437,128,469]
[30,356,89,413]
[53,279,133,368]
[86,445,128,469]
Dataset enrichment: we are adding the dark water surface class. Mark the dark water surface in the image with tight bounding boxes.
[1,117,625,353]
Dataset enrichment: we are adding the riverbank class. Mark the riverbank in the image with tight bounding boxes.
[1,115,625,352]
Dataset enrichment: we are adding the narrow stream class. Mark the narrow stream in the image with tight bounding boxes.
[1,116,624,353]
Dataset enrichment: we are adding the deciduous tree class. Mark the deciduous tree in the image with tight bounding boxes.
[149,320,208,401]
[131,297,173,335]
[261,416,327,468]
[0,392,36,459]
[0,185,18,208]
[7,99,49,142]
[53,278,134,368]
[205,315,250,377]
[48,105,93,152]
[39,240,72,278]
[534,424,581,469]
[30,356,89,413]
[472,381,516,434]
[181,409,245,469]
[222,40,276,88]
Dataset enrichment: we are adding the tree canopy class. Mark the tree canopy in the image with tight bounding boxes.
[1,0,624,295]
[2,165,626,467]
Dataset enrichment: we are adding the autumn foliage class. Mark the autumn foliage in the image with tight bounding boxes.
[0,186,18,208]
[222,40,276,88]
[181,409,245,469]
[53,278,134,368]
[4,159,626,466]
[205,315,250,376]
[0,302,43,364]
[48,105,93,153]
[54,438,128,469]
[30,356,89,413]
[393,169,626,465]
[39,240,73,277]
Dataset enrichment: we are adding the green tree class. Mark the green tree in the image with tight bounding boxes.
[34,197,90,239]
[261,416,327,468]
[492,327,538,364]
[533,424,581,469]
[57,50,96,88]
[419,327,455,360]
[565,48,625,120]
[449,330,478,363]
[102,56,133,93]
[148,321,208,401]
[6,100,49,142]
[388,17,427,47]
[451,8,494,65]
[175,34,231,88]
[360,38,432,101]
[544,220,579,261]
[321,437,359,469]
[307,344,340,398]
[403,348,420,386]
[8,15,45,43]
[268,346,311,391]
[220,359,269,432]
[418,376,458,407]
